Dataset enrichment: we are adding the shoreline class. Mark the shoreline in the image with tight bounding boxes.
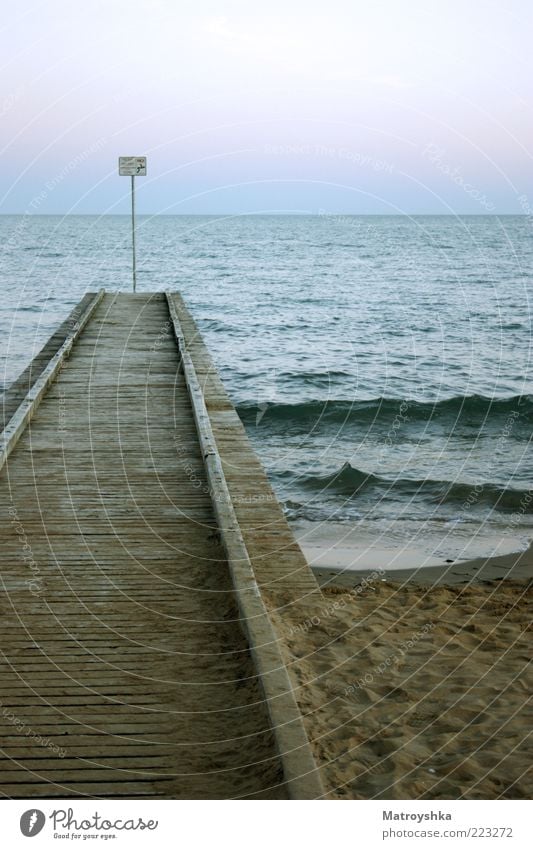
[305,540,533,588]
[279,524,533,798]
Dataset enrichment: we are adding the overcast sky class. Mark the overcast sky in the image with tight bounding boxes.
[1,0,531,214]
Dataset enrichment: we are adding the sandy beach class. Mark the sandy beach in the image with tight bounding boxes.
[269,543,532,799]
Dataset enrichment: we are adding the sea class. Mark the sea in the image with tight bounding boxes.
[1,214,532,566]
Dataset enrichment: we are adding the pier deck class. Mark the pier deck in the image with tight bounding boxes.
[0,292,322,800]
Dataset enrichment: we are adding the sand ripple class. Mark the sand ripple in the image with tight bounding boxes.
[269,578,532,799]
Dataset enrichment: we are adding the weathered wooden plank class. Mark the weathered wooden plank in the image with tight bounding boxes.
[168,293,320,601]
[0,292,288,800]
[0,290,105,473]
[1,294,98,429]
[0,290,327,801]
[166,292,324,801]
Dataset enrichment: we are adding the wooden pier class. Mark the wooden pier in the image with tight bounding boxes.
[0,292,323,800]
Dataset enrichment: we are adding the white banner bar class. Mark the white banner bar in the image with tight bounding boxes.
[2,799,530,848]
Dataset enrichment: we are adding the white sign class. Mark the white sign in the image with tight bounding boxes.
[118,156,147,176]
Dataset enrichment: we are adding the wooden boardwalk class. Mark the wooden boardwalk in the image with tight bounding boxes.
[0,292,322,799]
[169,294,321,604]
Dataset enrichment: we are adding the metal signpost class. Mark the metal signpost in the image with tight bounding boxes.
[118,156,147,292]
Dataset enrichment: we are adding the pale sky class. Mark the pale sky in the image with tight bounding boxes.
[1,0,532,214]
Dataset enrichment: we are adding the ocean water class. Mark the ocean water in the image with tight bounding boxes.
[1,214,532,561]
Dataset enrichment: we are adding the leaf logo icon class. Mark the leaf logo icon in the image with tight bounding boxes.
[20,809,46,837]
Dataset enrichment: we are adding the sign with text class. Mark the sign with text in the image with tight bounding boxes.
[118,156,147,176]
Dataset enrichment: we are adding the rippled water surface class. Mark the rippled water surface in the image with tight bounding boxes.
[1,214,532,555]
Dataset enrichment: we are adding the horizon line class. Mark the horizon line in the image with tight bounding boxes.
[0,212,529,218]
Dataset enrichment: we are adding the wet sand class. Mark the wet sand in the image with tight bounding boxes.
[270,545,533,799]
[311,541,533,589]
